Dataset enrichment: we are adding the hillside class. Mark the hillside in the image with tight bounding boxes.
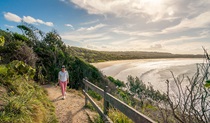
[0,62,58,123]
[0,24,105,123]
[67,46,203,63]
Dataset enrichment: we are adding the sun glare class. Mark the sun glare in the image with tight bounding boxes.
[139,0,164,16]
[136,0,175,21]
[143,0,163,6]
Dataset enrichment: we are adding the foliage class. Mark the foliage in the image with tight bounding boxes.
[6,60,36,81]
[0,61,57,123]
[204,49,210,88]
[108,108,133,123]
[84,102,96,111]
[115,89,135,106]
[205,80,210,87]
[0,40,38,67]
[67,46,203,63]
[126,76,167,102]
[0,36,5,46]
[91,105,134,123]
[0,24,106,89]
[93,114,104,123]
[0,65,7,75]
[88,90,102,101]
[13,33,29,42]
[108,76,125,87]
[0,24,110,122]
[69,57,104,89]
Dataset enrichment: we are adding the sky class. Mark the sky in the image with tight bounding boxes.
[0,0,210,54]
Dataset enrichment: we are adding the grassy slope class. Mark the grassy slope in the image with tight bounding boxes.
[0,65,58,123]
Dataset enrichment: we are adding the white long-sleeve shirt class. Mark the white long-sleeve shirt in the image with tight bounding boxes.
[58,71,69,82]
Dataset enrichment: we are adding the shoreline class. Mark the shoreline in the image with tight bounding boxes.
[92,58,204,93]
[91,58,204,69]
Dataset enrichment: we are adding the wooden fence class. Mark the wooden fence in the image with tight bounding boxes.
[83,79,156,123]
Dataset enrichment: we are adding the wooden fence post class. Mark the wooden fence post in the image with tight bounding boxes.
[104,86,109,115]
[85,84,88,106]
[83,79,155,123]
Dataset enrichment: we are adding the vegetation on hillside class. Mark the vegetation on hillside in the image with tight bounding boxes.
[0,24,106,89]
[67,46,203,63]
[0,24,107,123]
[0,61,57,123]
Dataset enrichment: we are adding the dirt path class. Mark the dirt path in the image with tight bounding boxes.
[43,85,96,123]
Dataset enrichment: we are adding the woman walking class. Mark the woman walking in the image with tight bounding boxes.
[58,65,69,100]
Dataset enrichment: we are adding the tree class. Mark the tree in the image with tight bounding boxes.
[17,23,44,47]
[0,41,37,67]
[33,30,67,82]
[0,36,5,46]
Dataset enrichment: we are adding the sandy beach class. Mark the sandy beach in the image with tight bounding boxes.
[92,58,204,92]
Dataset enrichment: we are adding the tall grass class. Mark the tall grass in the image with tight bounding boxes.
[108,108,133,123]
[93,114,104,123]
[88,90,102,101]
[0,77,58,123]
[0,62,58,123]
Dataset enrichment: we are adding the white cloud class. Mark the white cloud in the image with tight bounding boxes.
[64,0,210,54]
[71,0,210,23]
[65,24,74,30]
[71,0,180,22]
[61,32,105,42]
[162,35,208,44]
[163,11,210,33]
[4,12,53,27]
[112,28,157,37]
[23,16,37,23]
[45,22,54,26]
[60,0,69,4]
[65,24,73,27]
[77,23,106,31]
[37,19,45,24]
[81,19,99,25]
[87,23,106,31]
[4,24,14,28]
[22,16,54,26]
[163,41,210,54]
[4,12,21,22]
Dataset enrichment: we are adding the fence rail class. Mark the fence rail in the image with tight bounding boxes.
[83,78,156,123]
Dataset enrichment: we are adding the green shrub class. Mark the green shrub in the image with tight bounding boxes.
[84,102,96,111]
[0,65,7,75]
[127,75,167,101]
[108,108,133,123]
[6,60,36,80]
[88,90,102,101]
[0,61,58,123]
[93,114,104,123]
[116,89,133,106]
[0,77,57,123]
[108,76,125,87]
